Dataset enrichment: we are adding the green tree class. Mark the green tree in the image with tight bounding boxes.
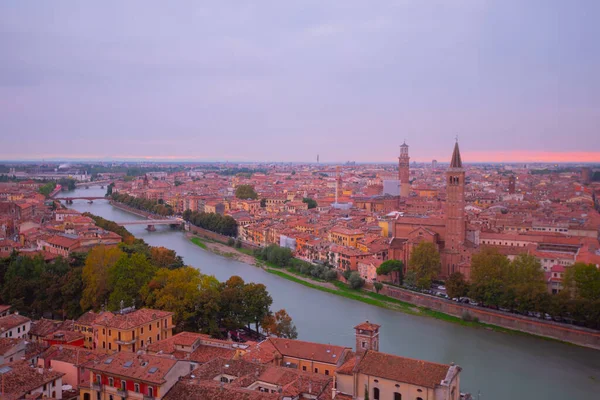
[302,197,318,209]
[348,271,365,290]
[235,185,258,200]
[141,267,202,330]
[192,274,222,336]
[508,254,547,312]
[219,276,247,330]
[81,246,123,311]
[469,247,510,307]
[373,282,383,293]
[107,253,157,311]
[445,272,469,299]
[243,283,273,332]
[563,262,600,300]
[408,242,441,289]
[376,259,404,285]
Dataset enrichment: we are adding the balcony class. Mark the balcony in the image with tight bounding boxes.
[117,389,127,397]
[115,337,136,345]
[143,396,156,400]
[91,383,102,391]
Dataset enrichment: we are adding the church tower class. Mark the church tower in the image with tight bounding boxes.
[354,321,380,354]
[398,141,410,197]
[444,140,466,277]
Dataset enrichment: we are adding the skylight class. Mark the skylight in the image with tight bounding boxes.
[148,367,158,374]
[123,361,133,368]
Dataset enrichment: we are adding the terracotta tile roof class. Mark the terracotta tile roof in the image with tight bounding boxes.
[0,361,65,400]
[88,352,178,385]
[29,318,62,338]
[40,344,104,365]
[190,345,236,364]
[164,379,279,400]
[93,308,172,330]
[76,310,100,326]
[43,330,84,344]
[0,314,30,332]
[269,338,349,365]
[354,321,380,332]
[0,338,22,355]
[356,350,450,388]
[241,339,280,364]
[336,352,357,375]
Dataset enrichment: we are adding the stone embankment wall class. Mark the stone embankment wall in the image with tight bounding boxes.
[384,285,600,349]
[187,224,259,251]
[109,201,161,219]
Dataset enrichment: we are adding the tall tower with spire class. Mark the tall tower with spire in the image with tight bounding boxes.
[444,140,466,276]
[398,141,410,197]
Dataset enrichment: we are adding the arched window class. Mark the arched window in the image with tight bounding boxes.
[373,387,380,400]
[394,393,402,400]
[417,398,424,400]
[148,387,154,397]
[83,394,91,400]
[134,383,140,393]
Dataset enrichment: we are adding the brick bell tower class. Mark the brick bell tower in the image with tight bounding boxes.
[444,140,466,277]
[354,321,380,354]
[398,141,410,197]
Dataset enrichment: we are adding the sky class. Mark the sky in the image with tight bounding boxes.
[1,0,599,163]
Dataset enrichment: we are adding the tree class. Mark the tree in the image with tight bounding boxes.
[235,185,258,200]
[107,253,157,311]
[219,276,247,330]
[243,283,273,332]
[563,262,600,301]
[195,274,222,336]
[446,272,469,299]
[150,247,184,269]
[408,242,441,289]
[141,267,202,330]
[348,272,365,290]
[260,198,267,207]
[404,270,417,287]
[81,246,123,311]
[262,309,298,339]
[376,259,404,285]
[373,282,383,293]
[302,198,318,209]
[469,247,510,307]
[508,254,547,312]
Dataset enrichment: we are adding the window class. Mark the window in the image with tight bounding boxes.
[109,378,114,386]
[314,368,318,373]
[157,334,160,341]
[417,398,424,400]
[148,387,154,397]
[220,376,229,383]
[134,383,140,393]
[109,396,114,400]
[109,343,112,350]
[149,324,152,331]
[362,341,367,349]
[325,370,329,375]
[121,381,126,391]
[141,340,144,347]
[141,327,144,334]
[394,393,402,400]
[97,393,101,400]
[373,387,380,400]
[103,329,105,335]
[302,366,307,371]
[96,374,101,384]
[102,341,106,349]
[109,330,112,336]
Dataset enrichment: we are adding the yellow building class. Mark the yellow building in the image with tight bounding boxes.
[267,337,351,377]
[92,308,174,353]
[329,227,365,248]
[334,322,462,400]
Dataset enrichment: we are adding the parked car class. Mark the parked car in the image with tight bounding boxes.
[544,313,552,320]
[437,285,446,291]
[469,300,480,306]
[499,307,510,312]
[452,297,460,302]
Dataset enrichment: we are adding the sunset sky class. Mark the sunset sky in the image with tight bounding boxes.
[1,1,599,163]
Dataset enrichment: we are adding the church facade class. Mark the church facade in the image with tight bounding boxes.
[389,141,472,279]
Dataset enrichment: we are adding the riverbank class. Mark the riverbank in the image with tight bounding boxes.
[184,234,569,343]
[109,200,162,219]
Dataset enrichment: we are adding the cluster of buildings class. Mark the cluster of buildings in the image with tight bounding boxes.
[0,181,122,260]
[110,142,600,291]
[0,306,462,400]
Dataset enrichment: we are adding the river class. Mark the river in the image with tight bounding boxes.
[59,187,600,399]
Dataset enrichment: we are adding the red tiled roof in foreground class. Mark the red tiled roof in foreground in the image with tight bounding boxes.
[0,361,65,400]
[356,350,450,389]
[269,337,349,365]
